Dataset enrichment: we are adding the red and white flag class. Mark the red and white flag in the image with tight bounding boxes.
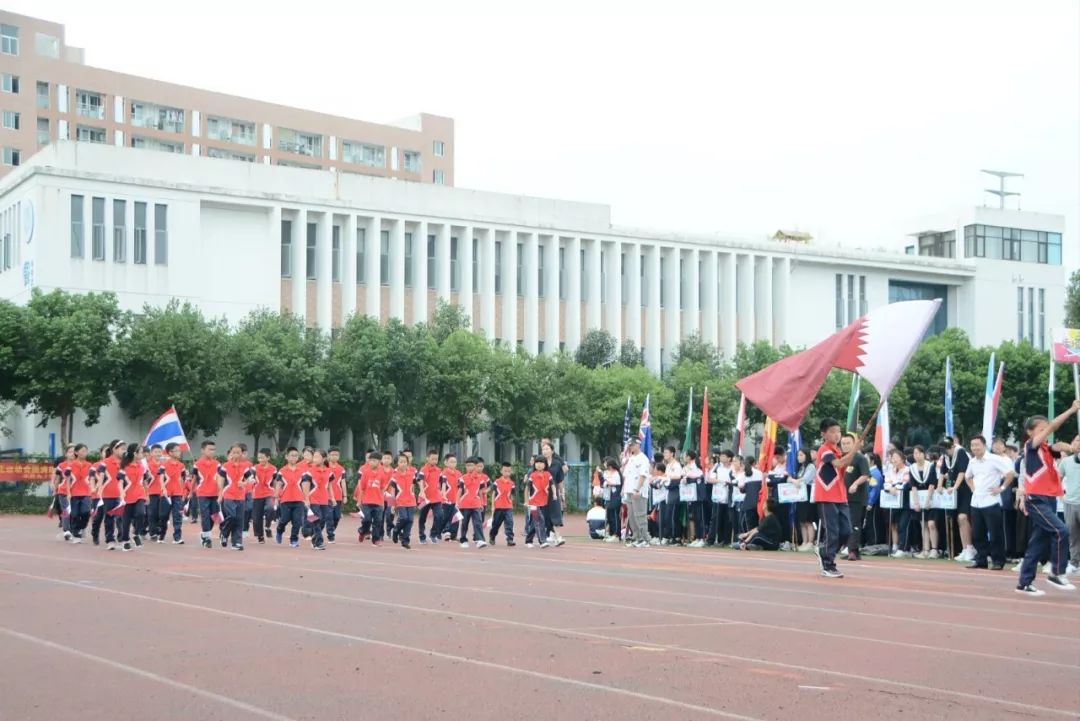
[736,300,941,431]
[732,393,746,455]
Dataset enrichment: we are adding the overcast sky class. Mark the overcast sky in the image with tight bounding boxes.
[14,0,1080,268]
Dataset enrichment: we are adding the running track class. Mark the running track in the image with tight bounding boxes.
[1,515,1077,721]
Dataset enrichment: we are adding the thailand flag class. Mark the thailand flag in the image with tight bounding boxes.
[143,406,189,451]
[638,394,653,459]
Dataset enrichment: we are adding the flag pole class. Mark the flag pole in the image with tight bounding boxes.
[1049,355,1056,444]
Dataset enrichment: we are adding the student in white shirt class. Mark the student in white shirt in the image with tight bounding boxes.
[965,434,1015,571]
[620,438,652,548]
[601,458,623,543]
[706,450,734,546]
[883,449,912,558]
[661,445,684,545]
[684,450,707,547]
[586,498,607,539]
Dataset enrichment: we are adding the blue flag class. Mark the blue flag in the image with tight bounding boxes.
[786,429,801,476]
[944,356,954,438]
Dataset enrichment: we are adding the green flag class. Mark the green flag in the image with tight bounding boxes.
[682,386,694,452]
[846,375,861,432]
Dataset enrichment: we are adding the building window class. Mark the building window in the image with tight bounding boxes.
[1,73,17,93]
[1027,287,1035,345]
[70,195,84,258]
[380,230,389,285]
[113,200,127,262]
[91,197,105,260]
[427,235,436,289]
[847,274,856,323]
[964,223,1062,266]
[342,141,384,167]
[403,151,421,173]
[916,230,955,258]
[1039,288,1046,350]
[433,140,445,156]
[130,100,184,133]
[2,147,17,166]
[858,275,867,315]
[280,219,292,278]
[1016,287,1024,343]
[403,231,413,287]
[559,247,566,300]
[134,202,147,264]
[355,227,365,284]
[494,241,502,294]
[2,111,18,130]
[332,226,341,282]
[132,136,184,153]
[37,117,49,145]
[207,147,255,162]
[1,24,18,56]
[76,125,106,143]
[206,115,255,145]
[306,223,317,280]
[538,245,545,298]
[433,169,445,185]
[888,280,948,336]
[641,257,646,307]
[75,90,105,119]
[696,257,702,309]
[516,242,523,297]
[34,32,59,58]
[278,127,322,158]
[451,237,460,292]
[154,204,167,265]
[678,257,684,310]
[835,274,843,330]
[472,238,479,293]
[659,256,666,308]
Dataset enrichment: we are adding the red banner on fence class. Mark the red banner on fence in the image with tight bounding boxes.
[0,461,54,482]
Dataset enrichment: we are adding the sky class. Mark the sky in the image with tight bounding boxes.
[13,0,1080,268]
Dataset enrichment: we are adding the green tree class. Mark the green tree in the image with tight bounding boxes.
[113,300,236,439]
[0,299,24,401]
[13,290,123,446]
[1065,269,1080,328]
[574,328,617,369]
[489,349,576,452]
[429,298,471,344]
[424,329,498,447]
[232,310,327,451]
[618,339,643,367]
[672,333,722,375]
[572,364,676,458]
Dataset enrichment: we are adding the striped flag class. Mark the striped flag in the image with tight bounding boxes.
[981,353,996,440]
[944,356,954,438]
[786,429,801,476]
[989,361,1004,439]
[846,375,861,432]
[681,387,694,453]
[639,394,653,459]
[620,396,633,461]
[757,417,778,519]
[732,393,746,455]
[874,401,890,457]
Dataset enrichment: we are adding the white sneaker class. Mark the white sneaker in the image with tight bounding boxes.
[649,538,660,546]
[660,539,669,546]
[634,540,649,548]
[1015,584,1046,597]
[526,543,534,548]
[915,550,929,559]
[1066,563,1079,576]
[891,549,908,559]
[56,531,66,541]
[1012,562,1022,572]
[1047,575,1076,591]
[539,542,550,549]
[1041,563,1053,575]
[840,547,848,556]
[459,541,469,549]
[604,536,620,543]
[475,540,488,549]
[555,536,566,547]
[963,547,977,561]
[928,549,940,559]
[70,537,83,544]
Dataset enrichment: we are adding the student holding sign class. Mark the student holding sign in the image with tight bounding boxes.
[883,449,911,558]
[793,448,817,552]
[908,445,939,559]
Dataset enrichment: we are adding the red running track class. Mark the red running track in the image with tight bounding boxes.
[0,514,1078,721]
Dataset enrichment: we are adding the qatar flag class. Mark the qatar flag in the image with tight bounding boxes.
[736,300,941,431]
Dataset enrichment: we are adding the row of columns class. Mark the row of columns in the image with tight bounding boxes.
[276,207,793,371]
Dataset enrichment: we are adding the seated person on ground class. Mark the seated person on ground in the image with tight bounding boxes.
[737,498,783,551]
[586,498,607,539]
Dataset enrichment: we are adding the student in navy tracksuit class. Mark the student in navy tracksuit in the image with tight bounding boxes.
[1015,403,1079,596]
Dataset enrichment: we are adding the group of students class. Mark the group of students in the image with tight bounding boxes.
[48,438,571,553]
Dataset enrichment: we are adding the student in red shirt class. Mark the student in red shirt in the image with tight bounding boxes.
[489,462,517,546]
[418,449,445,544]
[355,451,386,545]
[219,443,254,550]
[298,446,314,472]
[117,443,150,552]
[815,419,860,578]
[237,443,255,536]
[301,448,333,551]
[52,444,75,540]
[526,455,552,548]
[435,453,462,541]
[251,448,277,544]
[160,442,189,544]
[144,444,169,543]
[274,446,308,548]
[193,440,226,549]
[326,447,347,544]
[388,453,420,549]
[65,443,93,543]
[456,457,489,548]
[379,450,395,540]
[91,440,125,548]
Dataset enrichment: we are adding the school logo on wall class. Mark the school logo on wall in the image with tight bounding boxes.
[20,198,34,244]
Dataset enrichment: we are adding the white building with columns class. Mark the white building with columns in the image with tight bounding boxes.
[0,143,1067,456]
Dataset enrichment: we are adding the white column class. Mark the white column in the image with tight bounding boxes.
[722,252,737,359]
[389,217,405,320]
[565,236,582,352]
[543,234,560,353]
[364,216,381,319]
[436,223,451,302]
[775,256,791,345]
[316,212,333,331]
[663,247,680,369]
[481,228,496,339]
[522,232,539,354]
[459,225,473,322]
[316,429,331,449]
[412,221,428,324]
[342,213,357,320]
[684,247,700,339]
[291,209,307,323]
[644,244,662,372]
[624,242,641,351]
[737,254,755,344]
[270,205,283,309]
[501,231,518,344]
[586,238,602,332]
[757,255,774,343]
[702,249,718,348]
[604,241,622,343]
